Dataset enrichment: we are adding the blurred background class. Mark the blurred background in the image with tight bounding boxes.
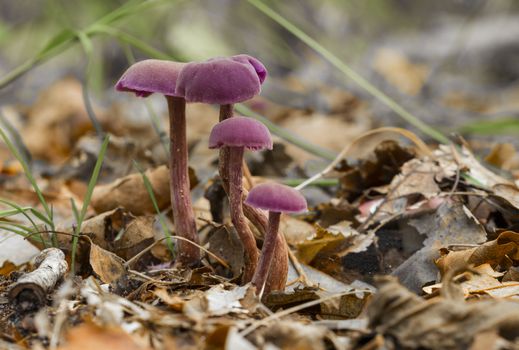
[0,0,519,160]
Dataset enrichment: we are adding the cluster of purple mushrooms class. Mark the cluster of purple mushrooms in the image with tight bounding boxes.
[115,55,307,294]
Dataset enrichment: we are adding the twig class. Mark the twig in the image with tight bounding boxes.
[295,127,434,191]
[124,236,229,269]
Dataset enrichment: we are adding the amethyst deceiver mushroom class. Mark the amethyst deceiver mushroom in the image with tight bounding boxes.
[116,59,200,266]
[176,54,267,191]
[246,183,307,293]
[209,116,273,283]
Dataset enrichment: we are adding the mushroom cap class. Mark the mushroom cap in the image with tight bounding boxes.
[209,116,273,151]
[115,59,185,97]
[245,183,307,213]
[176,54,267,104]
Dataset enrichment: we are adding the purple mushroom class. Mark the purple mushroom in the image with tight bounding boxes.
[209,116,273,283]
[176,54,266,107]
[246,183,307,293]
[116,59,200,266]
[176,55,267,202]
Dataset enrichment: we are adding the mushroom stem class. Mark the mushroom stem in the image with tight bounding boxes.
[218,104,287,291]
[166,96,200,265]
[228,146,259,283]
[218,104,233,192]
[252,211,281,291]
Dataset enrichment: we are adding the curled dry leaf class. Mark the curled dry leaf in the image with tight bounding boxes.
[89,243,126,285]
[91,166,170,216]
[45,208,157,266]
[183,284,258,322]
[436,230,519,276]
[368,276,519,350]
[392,201,487,292]
[295,221,373,264]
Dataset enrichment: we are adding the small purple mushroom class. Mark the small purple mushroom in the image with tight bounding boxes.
[246,183,307,293]
[209,117,272,283]
[116,59,200,266]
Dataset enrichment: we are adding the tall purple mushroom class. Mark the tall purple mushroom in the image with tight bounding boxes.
[115,59,200,266]
[246,183,307,293]
[176,55,267,191]
[209,116,272,283]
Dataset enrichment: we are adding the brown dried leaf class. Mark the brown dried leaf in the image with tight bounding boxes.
[485,143,517,170]
[91,166,170,216]
[57,322,151,350]
[89,243,126,284]
[21,78,99,163]
[368,276,519,350]
[0,261,17,276]
[436,231,519,276]
[392,201,487,292]
[373,48,429,95]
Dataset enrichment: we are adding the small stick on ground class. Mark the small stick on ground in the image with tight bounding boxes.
[9,248,68,310]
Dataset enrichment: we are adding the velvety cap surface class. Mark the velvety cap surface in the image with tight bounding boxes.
[245,183,307,213]
[209,116,272,151]
[115,59,185,97]
[176,54,267,104]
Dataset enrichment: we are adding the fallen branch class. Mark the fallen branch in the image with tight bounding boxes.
[8,248,68,310]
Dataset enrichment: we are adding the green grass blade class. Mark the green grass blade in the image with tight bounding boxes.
[0,207,31,218]
[134,161,175,255]
[0,224,34,240]
[0,127,54,231]
[29,208,54,227]
[0,0,170,89]
[0,29,76,89]
[246,0,449,145]
[76,30,104,136]
[0,198,45,241]
[458,117,519,135]
[93,25,172,60]
[0,113,32,167]
[70,135,110,274]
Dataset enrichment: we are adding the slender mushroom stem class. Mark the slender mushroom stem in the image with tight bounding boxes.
[252,211,281,291]
[218,104,233,192]
[218,104,287,291]
[228,146,259,283]
[166,96,200,265]
[216,105,287,290]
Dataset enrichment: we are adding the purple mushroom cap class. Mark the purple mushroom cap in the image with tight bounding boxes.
[176,54,267,104]
[115,59,185,97]
[245,183,308,214]
[209,116,273,151]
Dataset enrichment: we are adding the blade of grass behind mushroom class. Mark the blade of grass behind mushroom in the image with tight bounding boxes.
[134,161,175,256]
[0,0,174,89]
[0,126,56,243]
[246,0,450,145]
[76,31,104,137]
[70,135,109,274]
